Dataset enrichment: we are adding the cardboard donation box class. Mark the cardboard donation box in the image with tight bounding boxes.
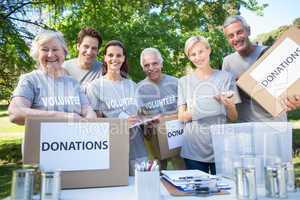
[23,117,129,189]
[150,114,184,160]
[237,27,300,117]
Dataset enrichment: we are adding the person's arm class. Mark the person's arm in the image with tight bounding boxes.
[8,97,81,125]
[162,112,178,121]
[178,104,192,122]
[81,105,97,118]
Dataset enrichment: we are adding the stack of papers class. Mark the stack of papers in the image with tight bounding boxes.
[161,170,231,192]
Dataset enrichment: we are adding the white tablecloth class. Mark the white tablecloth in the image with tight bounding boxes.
[5,177,300,200]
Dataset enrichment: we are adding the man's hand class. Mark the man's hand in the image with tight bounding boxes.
[282,95,300,112]
[128,116,141,126]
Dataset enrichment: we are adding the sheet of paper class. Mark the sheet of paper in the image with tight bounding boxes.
[250,38,300,97]
[165,120,184,150]
[130,115,160,128]
[40,122,110,171]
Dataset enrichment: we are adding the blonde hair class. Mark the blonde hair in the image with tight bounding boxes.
[30,30,68,64]
[184,35,210,56]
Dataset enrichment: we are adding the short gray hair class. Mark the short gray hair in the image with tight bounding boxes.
[30,30,68,63]
[184,35,210,56]
[223,15,250,33]
[140,47,163,67]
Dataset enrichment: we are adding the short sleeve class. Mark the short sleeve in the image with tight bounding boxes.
[12,74,35,102]
[86,82,101,111]
[78,86,90,107]
[227,73,241,104]
[177,78,187,106]
[135,84,144,109]
[222,56,230,72]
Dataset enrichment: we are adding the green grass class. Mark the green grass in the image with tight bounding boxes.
[0,137,22,199]
[0,138,22,164]
[294,156,300,186]
[0,105,24,133]
[0,116,24,133]
[288,109,300,120]
[0,163,22,199]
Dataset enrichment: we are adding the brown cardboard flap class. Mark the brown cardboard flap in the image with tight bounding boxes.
[237,26,300,117]
[23,117,129,189]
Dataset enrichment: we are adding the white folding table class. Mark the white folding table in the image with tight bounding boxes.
[5,177,300,200]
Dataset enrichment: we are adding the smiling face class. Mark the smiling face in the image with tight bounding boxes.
[104,45,125,73]
[38,38,65,72]
[188,41,211,69]
[77,36,99,68]
[224,21,251,55]
[142,52,163,82]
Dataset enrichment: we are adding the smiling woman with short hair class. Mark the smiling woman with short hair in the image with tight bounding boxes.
[178,35,240,174]
[8,30,96,125]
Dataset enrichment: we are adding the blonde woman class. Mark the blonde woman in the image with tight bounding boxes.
[177,36,240,174]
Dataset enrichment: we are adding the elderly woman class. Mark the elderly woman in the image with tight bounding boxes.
[178,35,240,174]
[87,40,147,175]
[8,30,96,125]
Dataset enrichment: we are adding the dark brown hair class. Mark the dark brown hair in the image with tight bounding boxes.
[77,27,102,47]
[102,40,129,78]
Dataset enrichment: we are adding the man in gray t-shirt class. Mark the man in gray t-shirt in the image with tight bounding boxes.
[137,48,178,116]
[137,48,184,170]
[222,15,300,122]
[136,73,178,116]
[63,27,103,90]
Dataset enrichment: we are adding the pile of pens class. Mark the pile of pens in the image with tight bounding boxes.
[135,160,160,171]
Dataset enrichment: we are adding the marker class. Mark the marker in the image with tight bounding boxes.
[146,160,153,171]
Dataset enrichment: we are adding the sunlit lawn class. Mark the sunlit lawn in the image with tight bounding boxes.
[0,137,22,199]
[0,105,24,133]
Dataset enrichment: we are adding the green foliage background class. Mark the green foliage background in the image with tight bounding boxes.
[0,0,269,101]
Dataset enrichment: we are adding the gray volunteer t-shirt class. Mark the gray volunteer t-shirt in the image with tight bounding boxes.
[136,74,178,116]
[87,77,147,160]
[178,70,240,162]
[63,58,102,90]
[12,70,89,115]
[222,45,287,122]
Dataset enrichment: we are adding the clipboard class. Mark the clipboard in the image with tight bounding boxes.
[161,178,230,196]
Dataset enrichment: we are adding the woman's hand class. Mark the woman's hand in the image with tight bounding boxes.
[61,112,82,119]
[214,94,235,109]
[214,92,238,122]
[178,105,192,122]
